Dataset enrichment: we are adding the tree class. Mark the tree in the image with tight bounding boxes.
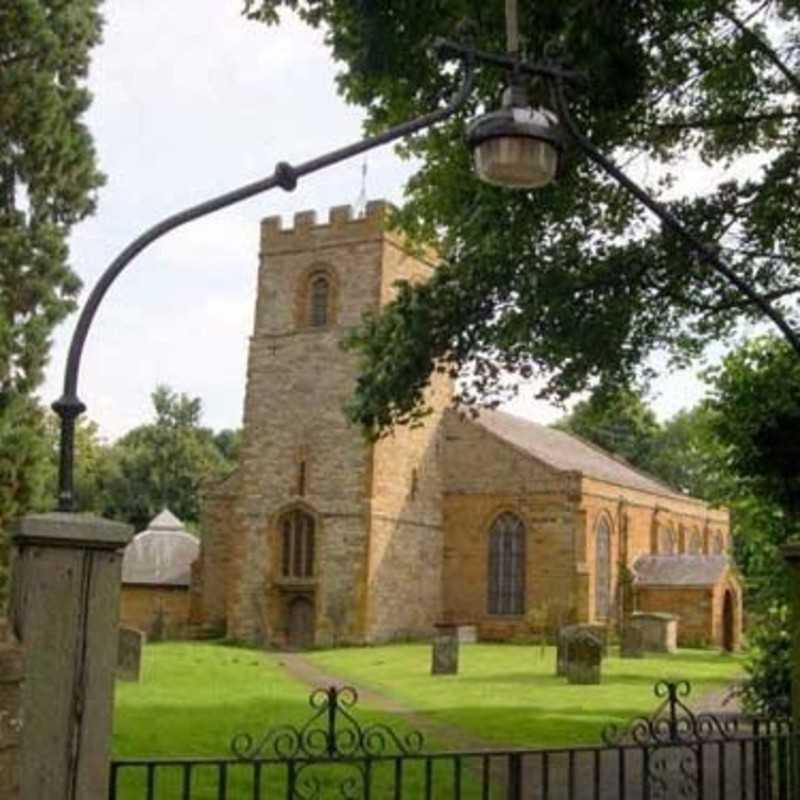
[702,336,800,715]
[245,1,800,436]
[0,1,104,602]
[99,386,233,532]
[554,387,662,474]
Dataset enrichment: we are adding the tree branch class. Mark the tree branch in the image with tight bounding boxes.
[718,6,800,95]
[651,108,800,131]
[684,285,800,314]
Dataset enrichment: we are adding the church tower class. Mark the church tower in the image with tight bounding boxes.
[215,201,450,646]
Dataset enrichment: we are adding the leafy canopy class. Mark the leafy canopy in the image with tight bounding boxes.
[245,1,800,436]
[97,386,233,532]
[0,0,104,601]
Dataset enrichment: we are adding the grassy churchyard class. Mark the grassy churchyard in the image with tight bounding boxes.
[111,642,742,798]
[114,642,742,756]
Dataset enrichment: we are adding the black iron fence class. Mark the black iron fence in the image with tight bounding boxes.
[109,682,798,800]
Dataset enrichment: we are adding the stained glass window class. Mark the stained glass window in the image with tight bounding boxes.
[488,512,525,615]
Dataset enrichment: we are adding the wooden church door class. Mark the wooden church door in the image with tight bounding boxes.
[287,596,314,650]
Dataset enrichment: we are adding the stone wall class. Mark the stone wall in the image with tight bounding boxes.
[579,479,731,624]
[366,238,450,638]
[441,411,581,637]
[0,618,22,800]
[190,472,241,636]
[635,587,712,646]
[205,202,454,646]
[119,585,191,640]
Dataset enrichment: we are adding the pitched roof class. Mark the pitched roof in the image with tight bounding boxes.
[471,409,683,497]
[121,509,199,587]
[632,555,731,587]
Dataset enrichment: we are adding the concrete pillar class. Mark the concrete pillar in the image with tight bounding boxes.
[783,543,800,796]
[9,513,132,800]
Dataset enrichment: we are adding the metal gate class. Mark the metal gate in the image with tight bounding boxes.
[110,681,797,799]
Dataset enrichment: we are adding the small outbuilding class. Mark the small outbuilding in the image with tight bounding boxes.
[120,509,199,640]
[632,554,742,651]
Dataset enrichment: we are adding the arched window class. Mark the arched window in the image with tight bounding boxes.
[595,516,612,620]
[688,530,703,555]
[487,512,525,615]
[310,275,329,327]
[712,531,725,555]
[280,510,315,578]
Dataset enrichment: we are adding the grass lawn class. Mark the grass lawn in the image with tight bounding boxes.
[110,642,742,799]
[308,643,744,747]
[112,642,469,799]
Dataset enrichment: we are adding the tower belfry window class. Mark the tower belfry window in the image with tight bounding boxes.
[310,276,329,327]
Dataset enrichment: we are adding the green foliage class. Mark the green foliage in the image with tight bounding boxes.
[739,603,792,717]
[244,1,800,436]
[706,337,800,517]
[97,386,234,531]
[553,386,724,497]
[702,336,800,714]
[555,386,662,473]
[0,0,104,604]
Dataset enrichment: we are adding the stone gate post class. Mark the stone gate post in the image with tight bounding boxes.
[783,543,800,796]
[9,512,132,800]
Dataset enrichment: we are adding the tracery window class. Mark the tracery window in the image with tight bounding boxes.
[487,512,525,615]
[595,516,612,620]
[310,275,330,327]
[712,531,725,555]
[688,530,703,555]
[280,510,315,578]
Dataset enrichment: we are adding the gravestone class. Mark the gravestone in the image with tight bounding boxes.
[556,625,578,676]
[620,624,645,659]
[631,612,678,653]
[565,630,602,685]
[557,624,606,676]
[117,627,144,682]
[431,635,459,675]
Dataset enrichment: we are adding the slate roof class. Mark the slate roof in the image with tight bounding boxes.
[472,409,683,497]
[632,555,730,587]
[122,509,199,587]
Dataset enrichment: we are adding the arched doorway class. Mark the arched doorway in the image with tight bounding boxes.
[722,590,735,652]
[287,596,314,649]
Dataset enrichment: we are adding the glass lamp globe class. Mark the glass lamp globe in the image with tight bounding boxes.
[467,98,562,190]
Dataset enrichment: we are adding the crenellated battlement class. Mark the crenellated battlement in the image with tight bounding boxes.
[261,200,395,253]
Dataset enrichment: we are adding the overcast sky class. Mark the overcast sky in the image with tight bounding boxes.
[40,1,716,441]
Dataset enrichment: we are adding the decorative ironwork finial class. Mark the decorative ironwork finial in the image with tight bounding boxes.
[231,686,424,762]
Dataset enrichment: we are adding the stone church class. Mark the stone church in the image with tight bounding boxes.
[189,201,742,651]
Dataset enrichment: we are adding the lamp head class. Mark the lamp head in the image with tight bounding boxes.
[467,85,562,189]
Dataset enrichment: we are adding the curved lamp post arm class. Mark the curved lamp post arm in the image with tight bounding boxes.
[551,77,800,358]
[53,58,475,512]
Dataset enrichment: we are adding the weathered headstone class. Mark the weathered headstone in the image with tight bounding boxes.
[117,627,145,682]
[566,631,602,685]
[620,624,645,659]
[556,625,578,676]
[431,635,459,675]
[631,612,678,653]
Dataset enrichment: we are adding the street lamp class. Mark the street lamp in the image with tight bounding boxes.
[53,5,800,513]
[455,0,800,358]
